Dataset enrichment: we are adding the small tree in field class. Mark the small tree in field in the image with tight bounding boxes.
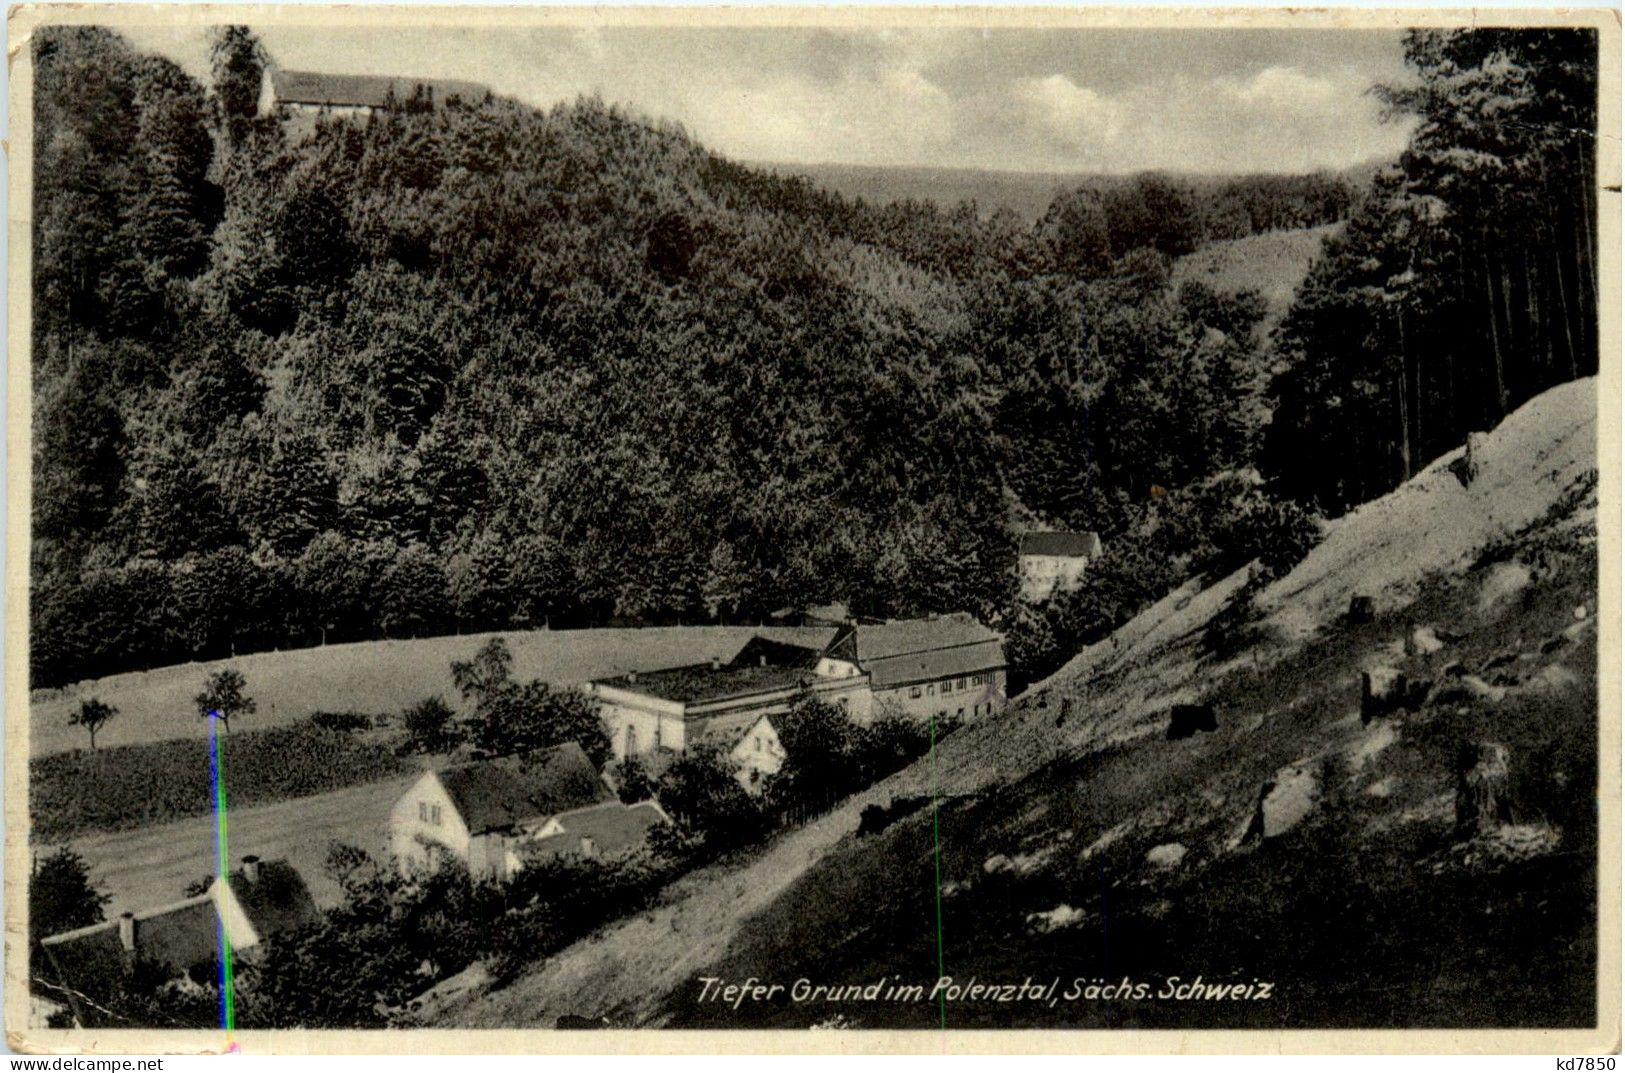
[196,668,255,733]
[69,697,117,752]
[403,695,456,755]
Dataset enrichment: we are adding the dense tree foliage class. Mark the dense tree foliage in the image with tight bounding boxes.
[30,26,1590,692]
[450,637,611,762]
[1263,29,1599,514]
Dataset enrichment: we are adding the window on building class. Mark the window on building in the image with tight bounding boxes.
[973,674,984,686]
[957,708,964,720]
[755,735,764,753]
[957,678,966,691]
[418,801,428,822]
[626,725,638,755]
[927,683,935,696]
[910,685,922,698]
[431,804,442,826]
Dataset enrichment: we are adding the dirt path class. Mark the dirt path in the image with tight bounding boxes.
[55,775,417,916]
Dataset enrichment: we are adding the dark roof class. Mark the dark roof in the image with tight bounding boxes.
[39,920,128,1001]
[129,898,219,975]
[1020,530,1102,557]
[864,639,1007,689]
[225,859,320,940]
[40,894,222,999]
[700,712,778,750]
[850,614,1002,662]
[836,615,1006,689]
[268,69,489,109]
[595,662,815,705]
[521,801,669,861]
[437,742,612,835]
[728,636,824,671]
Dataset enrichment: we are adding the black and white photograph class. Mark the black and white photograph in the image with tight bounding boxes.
[6,5,1619,1053]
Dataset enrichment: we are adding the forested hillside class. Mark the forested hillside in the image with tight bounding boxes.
[30,26,1596,693]
[1264,30,1600,513]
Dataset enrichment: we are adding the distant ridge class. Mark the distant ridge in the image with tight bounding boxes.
[755,161,1089,223]
[758,159,1390,225]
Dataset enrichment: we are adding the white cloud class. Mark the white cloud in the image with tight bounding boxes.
[1013,74,1124,143]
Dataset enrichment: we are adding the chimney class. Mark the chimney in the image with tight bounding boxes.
[241,855,260,884]
[117,912,135,953]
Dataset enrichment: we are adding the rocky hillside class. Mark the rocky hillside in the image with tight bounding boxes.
[432,376,1598,1030]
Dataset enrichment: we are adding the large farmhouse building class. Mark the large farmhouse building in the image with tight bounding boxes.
[389,742,666,881]
[588,635,871,764]
[258,68,490,118]
[825,615,1008,724]
[589,615,1008,779]
[1018,530,1103,602]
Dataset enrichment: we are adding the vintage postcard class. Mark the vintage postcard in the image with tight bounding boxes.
[5,3,1620,1055]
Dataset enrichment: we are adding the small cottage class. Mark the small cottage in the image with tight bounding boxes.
[39,856,318,1020]
[1019,530,1103,602]
[389,742,666,881]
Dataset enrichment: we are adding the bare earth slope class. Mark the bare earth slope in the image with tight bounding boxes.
[440,377,1599,1030]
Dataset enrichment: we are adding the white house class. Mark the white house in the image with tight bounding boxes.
[588,633,873,767]
[710,712,787,793]
[389,742,665,881]
[1019,530,1103,602]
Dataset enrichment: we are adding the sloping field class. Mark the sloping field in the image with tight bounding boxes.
[1172,223,1337,326]
[29,626,832,758]
[59,775,417,919]
[438,377,1600,1029]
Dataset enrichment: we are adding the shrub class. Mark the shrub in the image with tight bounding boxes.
[401,695,456,754]
[30,719,406,840]
[610,753,657,804]
[310,710,372,733]
[657,745,771,857]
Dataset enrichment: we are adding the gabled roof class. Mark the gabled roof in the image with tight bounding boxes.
[267,69,489,110]
[224,859,320,940]
[129,897,219,975]
[848,614,1002,662]
[437,742,612,835]
[39,920,129,1001]
[40,895,220,999]
[1020,530,1102,558]
[700,711,778,751]
[837,615,1006,689]
[521,800,669,862]
[729,636,824,671]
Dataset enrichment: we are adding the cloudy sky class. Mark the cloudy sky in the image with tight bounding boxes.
[120,23,1415,175]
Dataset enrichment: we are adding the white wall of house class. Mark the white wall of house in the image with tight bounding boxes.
[209,882,261,952]
[389,771,472,874]
[874,668,1006,725]
[1020,554,1090,602]
[729,714,786,793]
[592,687,689,760]
[816,656,862,678]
